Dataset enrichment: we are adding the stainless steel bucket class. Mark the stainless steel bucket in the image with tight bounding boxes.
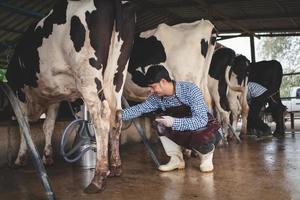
[78,144,96,169]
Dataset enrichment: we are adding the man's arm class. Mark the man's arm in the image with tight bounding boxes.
[172,85,208,131]
[122,95,160,121]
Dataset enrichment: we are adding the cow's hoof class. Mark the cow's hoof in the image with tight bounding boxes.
[257,129,272,139]
[239,134,245,140]
[10,163,25,169]
[42,156,54,166]
[273,132,285,139]
[13,155,28,168]
[108,165,122,177]
[43,147,54,166]
[84,174,107,194]
[227,134,234,141]
[84,182,105,194]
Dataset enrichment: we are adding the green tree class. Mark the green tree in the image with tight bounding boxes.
[0,68,7,82]
[257,36,300,97]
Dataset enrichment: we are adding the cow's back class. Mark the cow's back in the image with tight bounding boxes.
[209,48,236,80]
[209,48,236,103]
[125,19,216,104]
[6,0,132,104]
[248,60,283,92]
[153,20,215,85]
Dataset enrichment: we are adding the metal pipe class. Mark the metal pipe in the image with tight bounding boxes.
[121,96,160,168]
[218,32,300,40]
[0,83,56,200]
[283,72,300,76]
[83,103,89,121]
[250,35,256,63]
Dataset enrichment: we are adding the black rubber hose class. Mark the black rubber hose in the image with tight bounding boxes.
[60,118,93,163]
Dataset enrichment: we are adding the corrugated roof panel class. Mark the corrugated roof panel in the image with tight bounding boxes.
[148,0,182,5]
[0,0,299,46]
[168,6,207,19]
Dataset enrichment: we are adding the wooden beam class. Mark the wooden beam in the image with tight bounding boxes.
[212,12,300,22]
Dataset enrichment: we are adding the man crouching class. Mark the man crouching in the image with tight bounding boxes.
[122,64,222,172]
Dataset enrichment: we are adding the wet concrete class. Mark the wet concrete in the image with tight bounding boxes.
[0,134,300,200]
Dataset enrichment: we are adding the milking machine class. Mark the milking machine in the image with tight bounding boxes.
[60,102,96,168]
[60,97,160,169]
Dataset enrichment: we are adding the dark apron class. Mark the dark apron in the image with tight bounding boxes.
[148,98,221,152]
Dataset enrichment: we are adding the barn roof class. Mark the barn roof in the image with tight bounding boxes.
[0,0,300,66]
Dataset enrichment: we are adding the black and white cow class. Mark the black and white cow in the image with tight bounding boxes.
[124,20,217,108]
[247,60,286,138]
[6,0,135,193]
[208,47,250,139]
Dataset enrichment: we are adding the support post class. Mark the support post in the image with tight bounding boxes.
[0,83,56,200]
[121,96,160,168]
[290,112,295,137]
[250,35,256,62]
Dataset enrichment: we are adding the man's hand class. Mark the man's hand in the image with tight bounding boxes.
[155,116,174,127]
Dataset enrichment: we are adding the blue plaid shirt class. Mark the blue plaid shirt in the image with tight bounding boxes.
[122,81,209,131]
[247,82,267,103]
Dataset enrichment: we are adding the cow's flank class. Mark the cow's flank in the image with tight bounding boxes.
[6,0,135,193]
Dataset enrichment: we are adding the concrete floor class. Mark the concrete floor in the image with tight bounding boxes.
[0,133,300,200]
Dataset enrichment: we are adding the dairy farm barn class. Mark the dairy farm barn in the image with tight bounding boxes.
[0,0,300,199]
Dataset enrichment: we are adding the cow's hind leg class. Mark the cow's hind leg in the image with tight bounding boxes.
[42,103,59,165]
[84,98,111,193]
[14,101,46,167]
[14,127,29,167]
[208,81,230,140]
[14,102,29,167]
[269,97,286,138]
[108,109,122,177]
[240,102,249,137]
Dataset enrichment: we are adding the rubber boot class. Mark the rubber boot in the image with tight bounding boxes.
[158,136,185,172]
[197,145,215,172]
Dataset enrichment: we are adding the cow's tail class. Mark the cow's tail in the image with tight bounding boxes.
[115,0,123,40]
[225,65,245,93]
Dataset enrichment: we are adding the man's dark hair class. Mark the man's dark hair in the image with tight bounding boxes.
[145,64,172,85]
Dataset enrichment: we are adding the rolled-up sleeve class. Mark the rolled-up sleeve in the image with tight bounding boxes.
[122,95,160,121]
[172,86,208,131]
